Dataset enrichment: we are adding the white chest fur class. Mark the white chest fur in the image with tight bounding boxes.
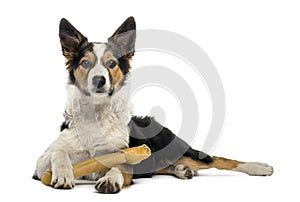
[64,84,131,157]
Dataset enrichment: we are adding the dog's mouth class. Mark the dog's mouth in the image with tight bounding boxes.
[92,86,114,96]
[95,88,105,94]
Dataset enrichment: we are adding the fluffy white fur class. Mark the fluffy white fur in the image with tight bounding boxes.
[35,76,132,188]
[233,162,274,176]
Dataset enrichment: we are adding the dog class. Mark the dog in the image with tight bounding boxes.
[33,17,273,194]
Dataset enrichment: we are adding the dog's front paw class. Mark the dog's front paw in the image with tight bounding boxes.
[51,168,75,189]
[95,167,124,194]
[95,176,122,194]
[234,162,274,176]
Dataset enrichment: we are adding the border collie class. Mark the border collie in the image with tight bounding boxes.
[33,17,273,194]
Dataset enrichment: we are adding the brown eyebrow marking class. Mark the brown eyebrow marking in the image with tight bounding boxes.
[79,51,97,65]
[101,50,116,63]
[107,64,123,86]
[73,51,96,91]
[101,50,124,86]
[74,66,90,91]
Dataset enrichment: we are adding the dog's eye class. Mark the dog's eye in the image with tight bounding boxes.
[81,60,92,68]
[106,60,117,69]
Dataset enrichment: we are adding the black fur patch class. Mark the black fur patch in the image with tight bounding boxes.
[129,116,212,178]
[32,174,39,181]
[184,148,213,164]
[117,56,131,74]
[60,121,69,132]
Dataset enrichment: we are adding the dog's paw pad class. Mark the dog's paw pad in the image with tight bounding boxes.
[174,164,194,179]
[95,176,121,194]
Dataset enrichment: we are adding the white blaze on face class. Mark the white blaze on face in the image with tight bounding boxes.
[86,43,110,94]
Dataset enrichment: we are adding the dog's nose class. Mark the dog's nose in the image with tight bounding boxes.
[92,75,106,88]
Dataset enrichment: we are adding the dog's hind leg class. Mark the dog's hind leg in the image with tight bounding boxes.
[174,156,273,176]
[155,148,273,178]
[176,147,273,176]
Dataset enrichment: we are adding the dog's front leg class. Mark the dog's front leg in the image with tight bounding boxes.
[51,150,74,189]
[95,165,132,194]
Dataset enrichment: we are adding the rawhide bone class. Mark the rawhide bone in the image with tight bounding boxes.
[41,144,151,186]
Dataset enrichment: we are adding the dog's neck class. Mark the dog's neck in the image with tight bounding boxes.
[63,81,132,156]
[64,81,132,124]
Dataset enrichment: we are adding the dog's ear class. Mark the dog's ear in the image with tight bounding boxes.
[59,18,88,61]
[108,16,136,58]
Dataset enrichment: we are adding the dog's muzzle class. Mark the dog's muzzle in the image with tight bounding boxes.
[92,75,107,93]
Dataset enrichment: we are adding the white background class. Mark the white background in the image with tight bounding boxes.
[0,0,299,201]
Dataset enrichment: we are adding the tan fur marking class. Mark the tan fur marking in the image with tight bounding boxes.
[101,51,124,87]
[102,50,115,62]
[74,67,89,91]
[210,157,244,170]
[155,156,245,175]
[73,51,96,91]
[114,164,133,187]
[155,167,172,175]
[108,65,123,85]
[79,51,96,65]
[174,156,244,171]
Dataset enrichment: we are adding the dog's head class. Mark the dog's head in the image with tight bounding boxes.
[59,17,136,97]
